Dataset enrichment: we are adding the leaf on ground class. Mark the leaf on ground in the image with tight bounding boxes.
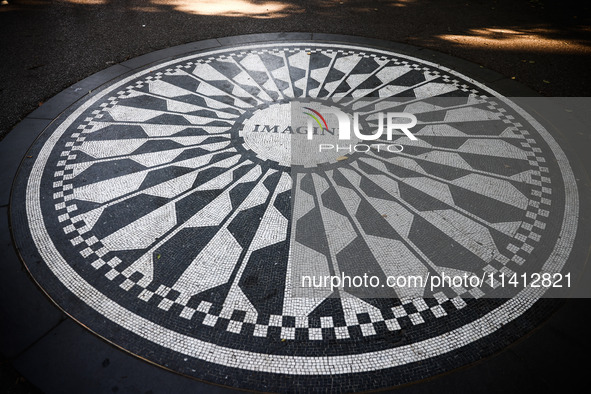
[336,156,348,161]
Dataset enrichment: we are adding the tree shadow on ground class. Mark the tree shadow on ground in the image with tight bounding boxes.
[0,0,589,132]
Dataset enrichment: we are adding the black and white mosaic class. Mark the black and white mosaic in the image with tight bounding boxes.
[10,41,581,391]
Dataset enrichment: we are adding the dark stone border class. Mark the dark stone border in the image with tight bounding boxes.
[1,33,589,394]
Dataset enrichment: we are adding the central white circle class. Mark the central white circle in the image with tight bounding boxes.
[240,102,360,167]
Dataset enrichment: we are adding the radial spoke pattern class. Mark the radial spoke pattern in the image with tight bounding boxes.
[53,46,551,336]
[11,41,577,391]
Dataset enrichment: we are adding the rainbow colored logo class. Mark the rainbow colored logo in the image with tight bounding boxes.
[303,107,329,130]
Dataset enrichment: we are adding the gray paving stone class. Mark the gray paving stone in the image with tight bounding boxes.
[5,36,589,392]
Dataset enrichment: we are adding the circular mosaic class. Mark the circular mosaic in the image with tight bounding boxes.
[11,41,581,391]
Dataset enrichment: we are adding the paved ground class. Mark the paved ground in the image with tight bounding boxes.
[1,0,590,142]
[1,0,590,393]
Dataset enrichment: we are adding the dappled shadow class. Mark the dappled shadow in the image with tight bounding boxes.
[149,0,304,18]
[0,0,590,140]
[437,27,590,53]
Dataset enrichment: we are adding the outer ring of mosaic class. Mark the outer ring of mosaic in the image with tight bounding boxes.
[10,40,580,390]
